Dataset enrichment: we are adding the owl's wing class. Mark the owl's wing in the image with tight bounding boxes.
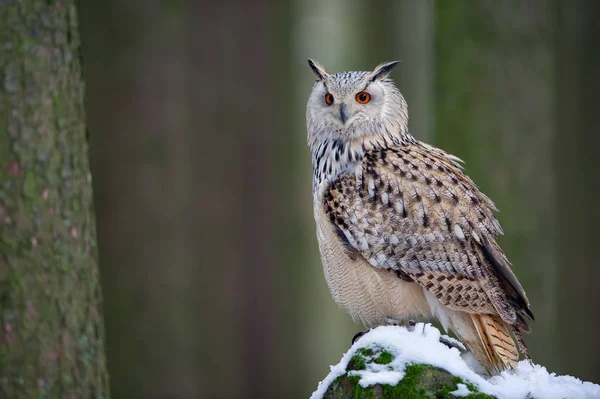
[325,145,533,325]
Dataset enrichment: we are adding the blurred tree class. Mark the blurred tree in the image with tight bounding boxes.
[188,2,279,397]
[435,0,558,371]
[392,0,435,143]
[81,0,279,397]
[81,2,209,397]
[0,1,108,398]
[555,0,600,383]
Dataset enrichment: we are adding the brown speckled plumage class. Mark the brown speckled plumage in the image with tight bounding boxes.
[306,60,533,373]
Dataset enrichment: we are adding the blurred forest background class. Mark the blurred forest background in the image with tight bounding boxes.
[1,0,599,398]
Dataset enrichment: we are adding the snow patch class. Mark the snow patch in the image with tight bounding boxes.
[310,324,600,399]
[451,383,472,396]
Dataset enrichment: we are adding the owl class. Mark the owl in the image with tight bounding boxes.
[305,59,533,373]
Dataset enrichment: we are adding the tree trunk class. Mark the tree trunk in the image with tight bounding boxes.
[0,2,108,398]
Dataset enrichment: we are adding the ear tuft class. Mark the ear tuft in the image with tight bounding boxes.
[308,59,329,81]
[370,60,401,81]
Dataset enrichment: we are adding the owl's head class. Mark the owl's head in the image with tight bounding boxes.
[306,60,409,148]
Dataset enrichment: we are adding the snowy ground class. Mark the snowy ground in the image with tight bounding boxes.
[311,324,600,399]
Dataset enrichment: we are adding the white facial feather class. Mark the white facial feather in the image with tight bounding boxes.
[306,60,414,189]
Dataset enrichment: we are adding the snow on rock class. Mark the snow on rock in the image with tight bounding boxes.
[310,324,600,399]
[451,383,472,396]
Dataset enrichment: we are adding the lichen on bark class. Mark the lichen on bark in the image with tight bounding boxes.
[0,1,108,397]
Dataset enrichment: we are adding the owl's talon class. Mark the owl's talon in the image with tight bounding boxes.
[439,335,467,353]
[351,329,370,344]
[384,318,416,332]
[406,320,417,332]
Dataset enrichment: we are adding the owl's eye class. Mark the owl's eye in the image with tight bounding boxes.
[355,92,371,104]
[325,93,334,105]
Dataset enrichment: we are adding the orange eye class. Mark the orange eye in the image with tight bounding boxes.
[355,91,371,104]
[325,93,334,105]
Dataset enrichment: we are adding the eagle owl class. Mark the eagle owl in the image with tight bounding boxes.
[305,59,533,372]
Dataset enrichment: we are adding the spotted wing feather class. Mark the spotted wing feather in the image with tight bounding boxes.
[324,145,533,325]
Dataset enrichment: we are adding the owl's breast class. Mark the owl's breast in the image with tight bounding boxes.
[313,180,429,327]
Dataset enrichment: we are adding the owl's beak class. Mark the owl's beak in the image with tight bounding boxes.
[339,103,348,124]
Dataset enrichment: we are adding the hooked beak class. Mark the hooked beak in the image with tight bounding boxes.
[339,103,348,124]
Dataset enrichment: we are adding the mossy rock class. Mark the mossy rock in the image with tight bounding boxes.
[322,345,494,399]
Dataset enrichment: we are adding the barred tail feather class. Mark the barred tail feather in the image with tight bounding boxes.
[471,314,519,372]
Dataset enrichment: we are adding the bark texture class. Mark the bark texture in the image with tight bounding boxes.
[0,2,108,397]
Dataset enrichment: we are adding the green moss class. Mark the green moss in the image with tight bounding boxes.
[323,346,495,398]
[348,347,380,371]
[324,364,496,398]
[374,350,393,365]
[357,348,375,358]
[348,354,367,372]
[461,381,495,398]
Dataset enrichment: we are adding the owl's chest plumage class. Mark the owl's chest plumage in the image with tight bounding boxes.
[313,173,430,327]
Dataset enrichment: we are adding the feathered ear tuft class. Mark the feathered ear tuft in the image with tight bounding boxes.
[370,60,400,81]
[308,59,329,81]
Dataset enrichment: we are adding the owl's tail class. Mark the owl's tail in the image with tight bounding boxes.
[471,314,523,373]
